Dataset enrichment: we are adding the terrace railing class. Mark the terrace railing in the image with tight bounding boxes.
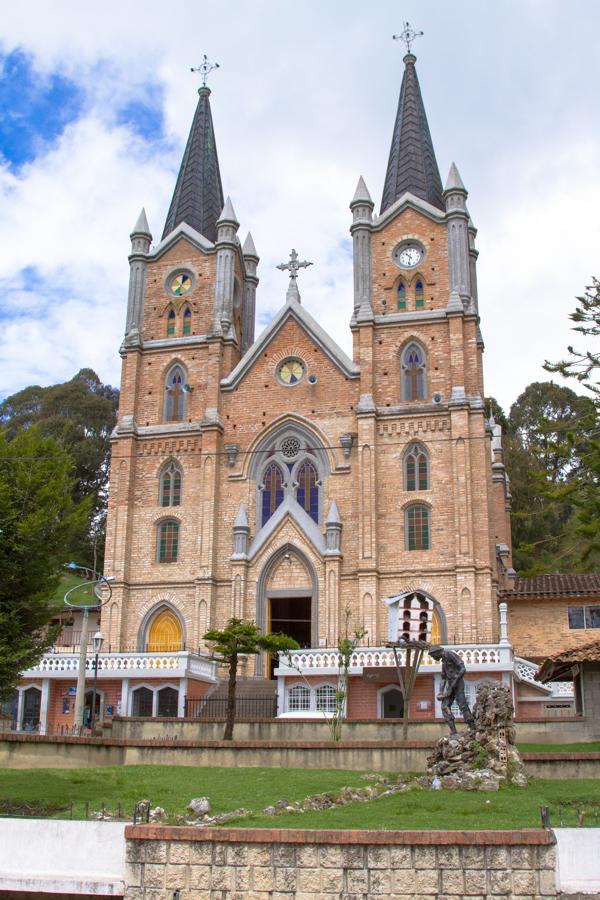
[184,696,277,720]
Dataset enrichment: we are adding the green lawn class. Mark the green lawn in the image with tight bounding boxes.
[0,766,376,821]
[0,767,599,829]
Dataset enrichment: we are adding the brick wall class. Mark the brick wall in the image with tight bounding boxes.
[507,596,600,659]
[124,826,557,899]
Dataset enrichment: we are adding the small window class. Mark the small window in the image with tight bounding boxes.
[132,687,153,717]
[296,460,319,523]
[158,520,179,563]
[568,607,585,629]
[261,463,284,527]
[406,504,430,551]
[165,365,186,422]
[415,280,424,308]
[183,306,192,335]
[397,281,406,310]
[157,687,178,717]
[401,343,426,401]
[315,684,337,713]
[160,462,182,507]
[586,606,600,628]
[405,443,429,491]
[288,684,310,712]
[166,308,176,336]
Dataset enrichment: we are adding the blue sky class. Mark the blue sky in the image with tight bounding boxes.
[0,0,599,410]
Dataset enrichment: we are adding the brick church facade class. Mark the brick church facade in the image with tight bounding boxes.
[14,51,571,731]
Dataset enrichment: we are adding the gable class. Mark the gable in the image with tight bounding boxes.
[221,301,359,391]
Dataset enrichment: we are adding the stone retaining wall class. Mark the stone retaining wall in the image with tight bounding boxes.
[1,734,599,778]
[124,826,557,899]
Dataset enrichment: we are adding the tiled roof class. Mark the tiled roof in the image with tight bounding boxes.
[502,573,600,599]
[162,87,224,243]
[380,53,444,214]
[536,638,600,682]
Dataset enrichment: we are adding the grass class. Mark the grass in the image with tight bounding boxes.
[235,778,600,831]
[0,766,377,821]
[0,767,599,828]
[518,742,600,753]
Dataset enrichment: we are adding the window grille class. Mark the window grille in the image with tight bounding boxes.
[158,521,179,563]
[288,685,311,712]
[315,684,337,713]
[406,504,430,550]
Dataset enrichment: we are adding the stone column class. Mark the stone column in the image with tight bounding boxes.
[242,233,259,353]
[350,177,374,319]
[213,197,240,335]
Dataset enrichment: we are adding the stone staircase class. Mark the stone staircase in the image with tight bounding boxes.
[206,677,277,701]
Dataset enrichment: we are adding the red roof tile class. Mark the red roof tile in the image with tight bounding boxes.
[501,573,600,599]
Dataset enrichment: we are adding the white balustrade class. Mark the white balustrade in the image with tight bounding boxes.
[24,651,218,681]
[280,644,505,673]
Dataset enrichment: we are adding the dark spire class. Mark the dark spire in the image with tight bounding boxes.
[162,86,224,243]
[380,53,444,214]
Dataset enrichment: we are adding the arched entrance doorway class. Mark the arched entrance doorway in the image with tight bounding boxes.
[258,546,317,677]
[381,687,404,719]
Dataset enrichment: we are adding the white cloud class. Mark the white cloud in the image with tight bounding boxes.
[0,0,599,412]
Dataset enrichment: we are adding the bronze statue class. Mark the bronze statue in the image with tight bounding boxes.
[428,645,475,733]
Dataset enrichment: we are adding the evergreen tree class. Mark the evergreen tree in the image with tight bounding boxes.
[203,619,299,740]
[0,369,118,568]
[0,428,85,699]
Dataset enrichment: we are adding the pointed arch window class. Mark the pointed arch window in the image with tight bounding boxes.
[147,608,183,651]
[404,443,429,491]
[160,461,182,507]
[405,504,430,551]
[415,280,424,308]
[166,308,176,337]
[261,463,284,527]
[157,520,179,563]
[296,461,319,523]
[182,306,192,335]
[401,343,427,402]
[397,281,407,310]
[164,365,186,422]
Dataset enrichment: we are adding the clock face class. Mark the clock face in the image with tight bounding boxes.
[170,273,193,296]
[278,359,305,386]
[393,243,423,269]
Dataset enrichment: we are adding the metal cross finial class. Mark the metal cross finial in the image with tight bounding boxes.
[393,21,424,54]
[190,55,220,87]
[277,248,313,282]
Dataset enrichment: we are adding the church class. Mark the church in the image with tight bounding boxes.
[14,43,572,731]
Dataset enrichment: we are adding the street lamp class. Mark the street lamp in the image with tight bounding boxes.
[63,563,112,735]
[90,631,104,733]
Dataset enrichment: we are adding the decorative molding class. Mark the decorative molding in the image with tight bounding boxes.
[377,418,450,437]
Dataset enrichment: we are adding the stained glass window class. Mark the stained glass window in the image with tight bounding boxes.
[166,308,176,336]
[296,461,319,523]
[165,366,186,421]
[415,280,424,308]
[261,464,284,526]
[158,520,179,563]
[406,504,430,550]
[397,281,406,310]
[183,306,191,335]
[160,462,182,506]
[402,343,426,401]
[405,443,429,490]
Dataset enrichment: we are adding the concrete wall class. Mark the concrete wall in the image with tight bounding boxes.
[0,819,125,895]
[109,714,599,743]
[555,828,600,894]
[124,826,557,899]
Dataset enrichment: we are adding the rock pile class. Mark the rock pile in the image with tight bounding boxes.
[426,682,528,790]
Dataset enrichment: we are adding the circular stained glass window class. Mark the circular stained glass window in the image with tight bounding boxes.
[277,358,306,386]
[169,272,193,296]
[281,437,301,458]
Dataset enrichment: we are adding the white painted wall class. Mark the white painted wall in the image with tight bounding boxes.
[555,828,600,893]
[0,818,125,895]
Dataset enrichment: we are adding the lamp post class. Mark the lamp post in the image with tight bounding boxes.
[90,631,104,732]
[63,563,112,735]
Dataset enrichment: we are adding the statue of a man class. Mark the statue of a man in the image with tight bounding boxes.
[428,645,475,733]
